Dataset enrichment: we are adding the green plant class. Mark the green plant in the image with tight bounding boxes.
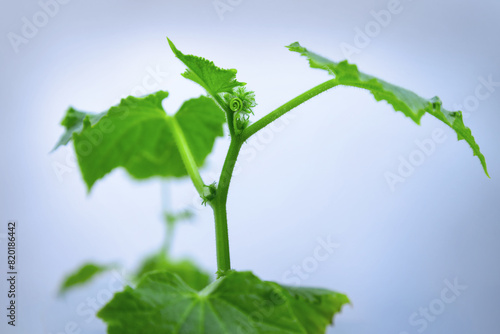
[55,38,488,333]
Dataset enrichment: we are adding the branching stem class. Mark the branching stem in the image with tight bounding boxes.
[211,79,339,276]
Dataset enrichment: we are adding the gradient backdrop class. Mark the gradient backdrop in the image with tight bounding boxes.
[1,0,499,333]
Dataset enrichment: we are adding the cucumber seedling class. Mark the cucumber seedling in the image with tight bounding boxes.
[55,38,488,333]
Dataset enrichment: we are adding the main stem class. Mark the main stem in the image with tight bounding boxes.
[212,137,243,276]
[211,78,339,276]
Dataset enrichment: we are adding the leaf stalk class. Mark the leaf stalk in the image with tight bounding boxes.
[167,116,206,198]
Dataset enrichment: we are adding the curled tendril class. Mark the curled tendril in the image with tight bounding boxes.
[224,87,256,115]
[224,87,256,134]
[229,97,243,112]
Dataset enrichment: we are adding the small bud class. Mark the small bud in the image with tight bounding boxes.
[201,182,217,205]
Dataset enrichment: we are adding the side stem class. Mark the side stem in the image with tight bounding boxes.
[242,79,338,140]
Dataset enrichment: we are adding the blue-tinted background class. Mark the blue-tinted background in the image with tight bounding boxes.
[1,0,499,333]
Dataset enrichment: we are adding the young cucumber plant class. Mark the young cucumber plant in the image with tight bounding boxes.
[55,39,488,333]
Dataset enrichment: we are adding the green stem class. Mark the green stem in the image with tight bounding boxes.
[242,79,338,141]
[210,79,340,277]
[213,94,236,138]
[160,181,174,256]
[212,137,243,276]
[167,116,205,197]
[161,218,175,256]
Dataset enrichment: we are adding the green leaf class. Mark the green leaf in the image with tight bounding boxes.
[98,271,349,334]
[287,42,489,176]
[68,91,225,190]
[281,286,351,333]
[134,253,211,291]
[167,38,246,96]
[59,263,113,295]
[52,107,105,151]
